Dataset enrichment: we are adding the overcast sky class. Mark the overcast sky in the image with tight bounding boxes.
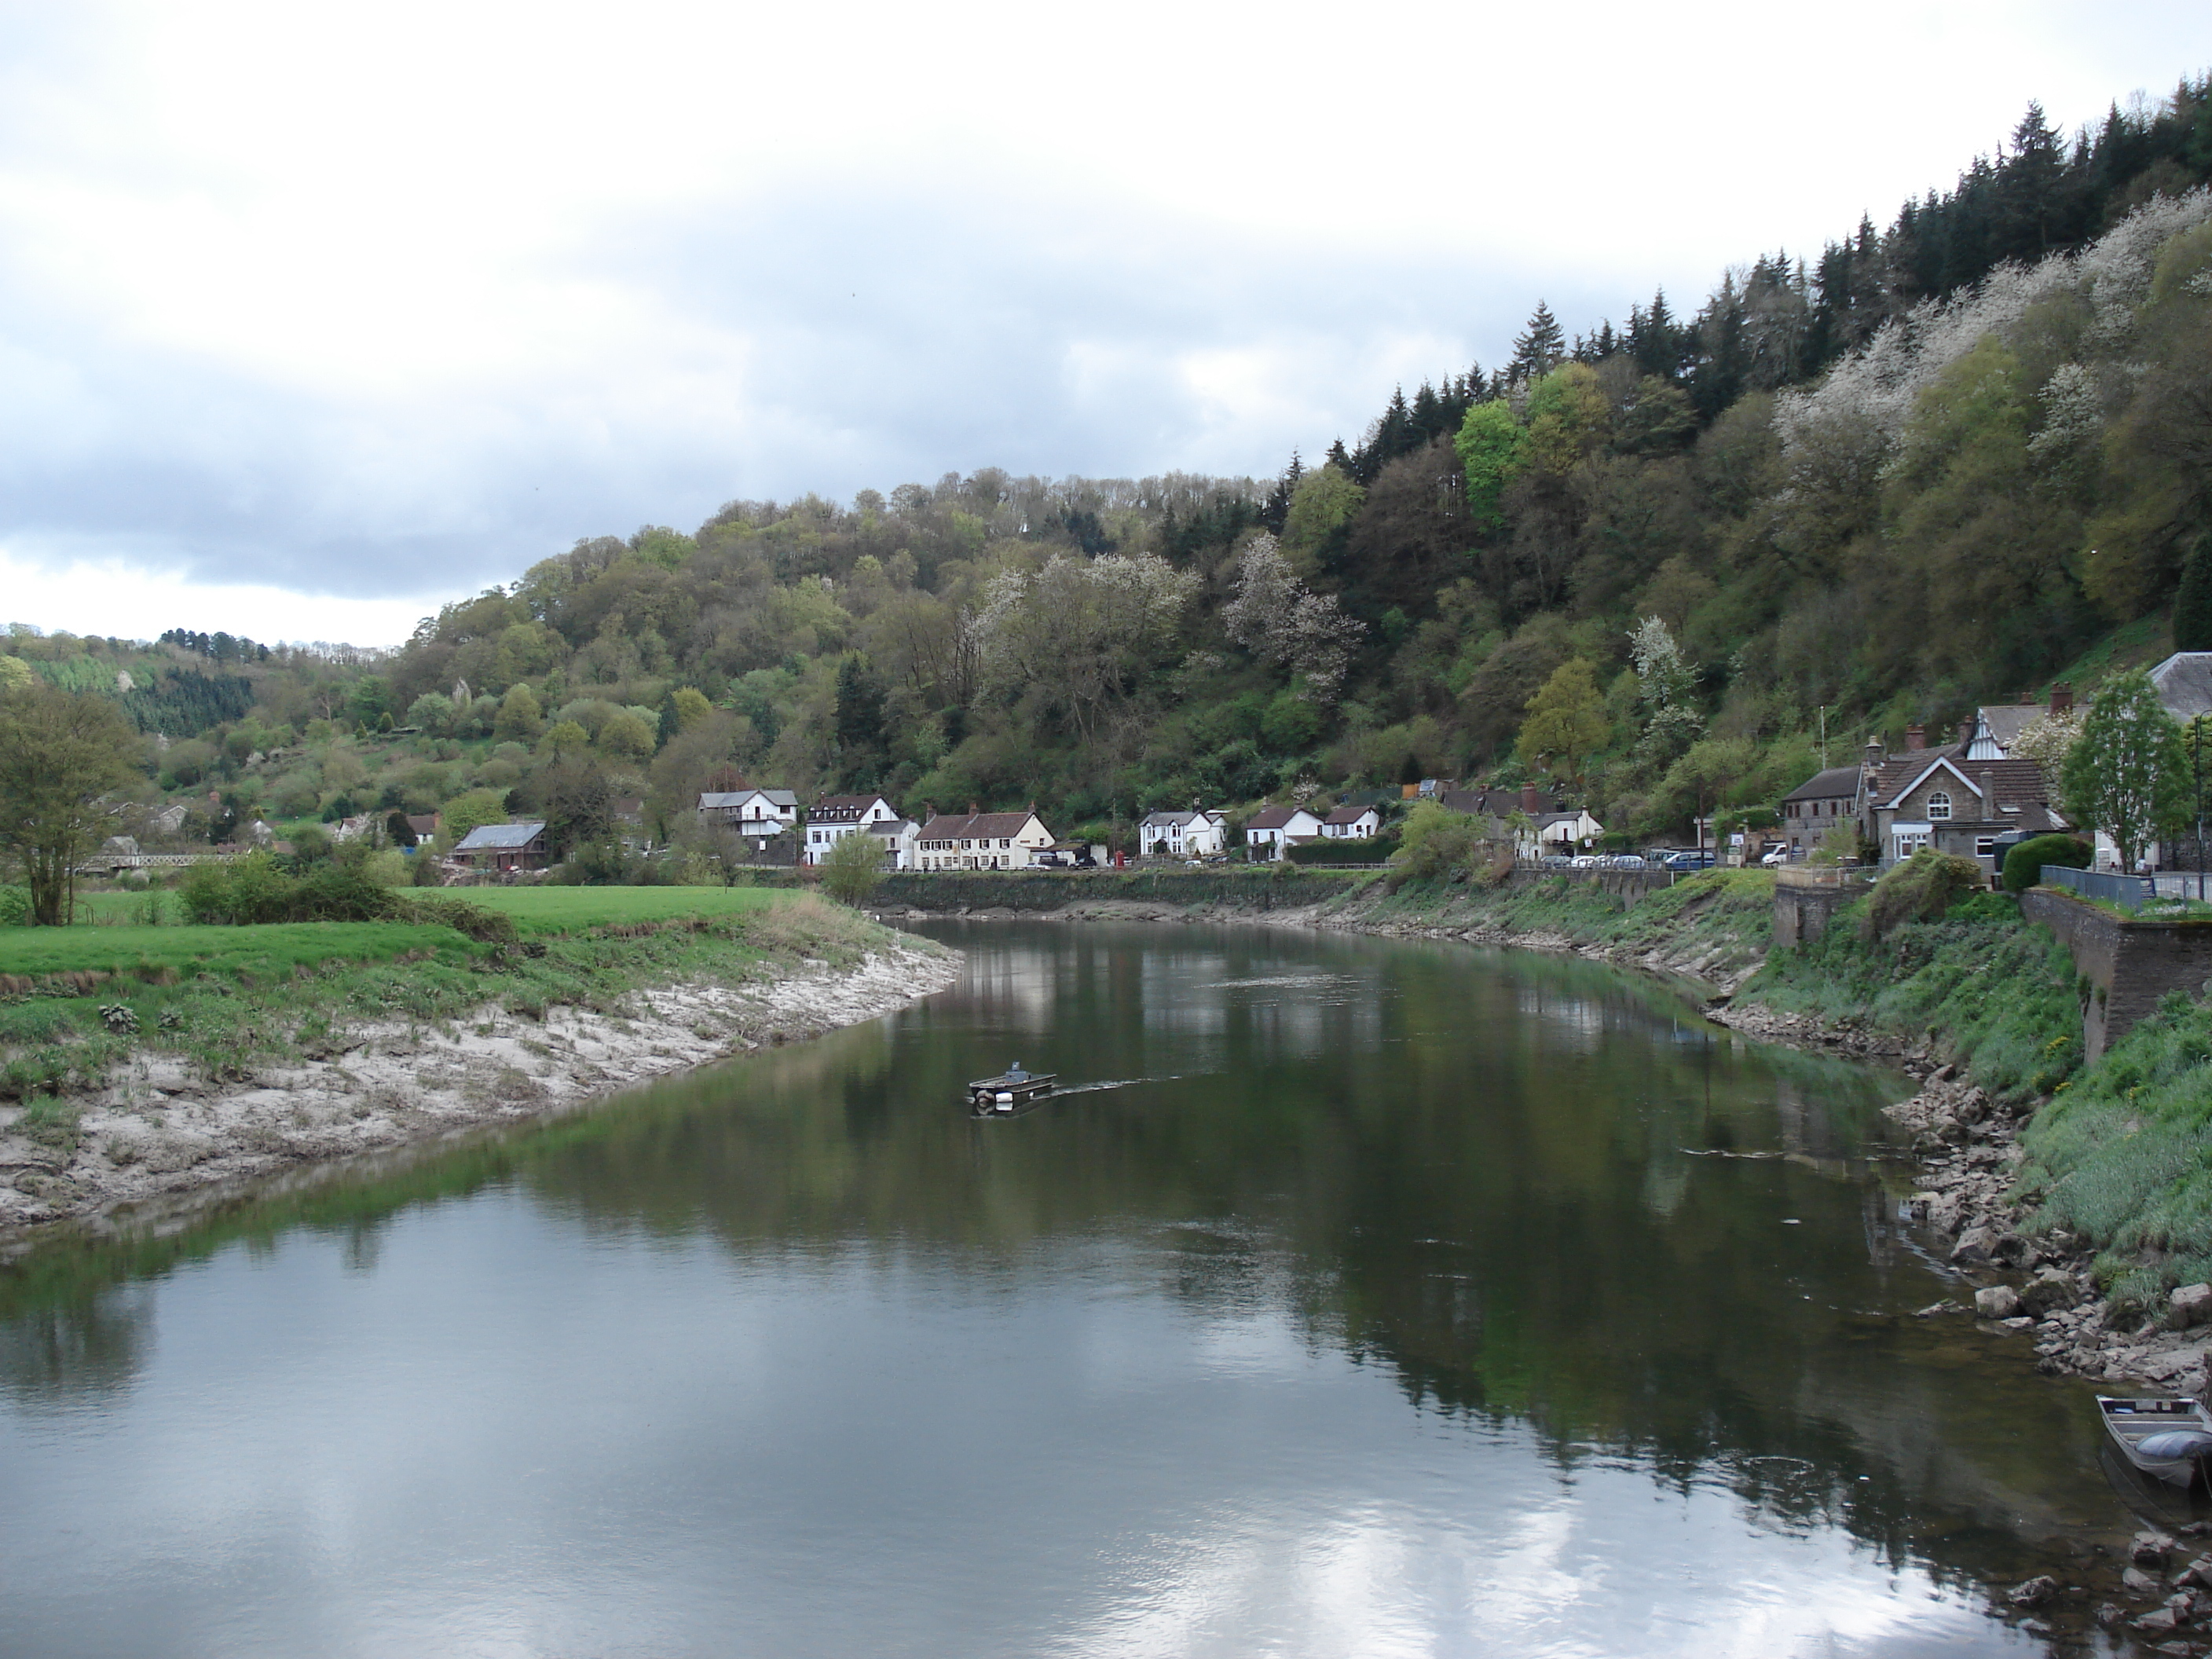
[2,2,2208,646]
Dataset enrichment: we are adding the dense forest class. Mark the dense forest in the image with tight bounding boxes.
[9,77,2212,853]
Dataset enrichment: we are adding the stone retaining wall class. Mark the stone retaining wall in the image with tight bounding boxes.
[2021,887,2212,1061]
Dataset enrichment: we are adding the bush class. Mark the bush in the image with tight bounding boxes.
[2002,833,2092,893]
[177,853,401,925]
[1384,803,1488,891]
[1863,850,1987,941]
[0,885,29,927]
[819,829,887,905]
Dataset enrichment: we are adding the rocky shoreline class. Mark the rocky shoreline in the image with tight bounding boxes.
[0,937,961,1237]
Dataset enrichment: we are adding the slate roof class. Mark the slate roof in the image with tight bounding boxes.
[1437,788,1556,818]
[1324,805,1379,826]
[453,821,547,852]
[1868,747,2065,826]
[918,811,1047,840]
[2153,653,2212,722]
[1782,766,1863,804]
[699,788,797,810]
[1973,705,2044,756]
[1246,806,1318,830]
[810,794,892,823]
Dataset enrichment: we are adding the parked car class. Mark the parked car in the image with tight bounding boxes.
[1540,855,1573,869]
[1611,855,1646,870]
[1760,845,1792,866]
[1664,850,1716,871]
[1570,855,1604,868]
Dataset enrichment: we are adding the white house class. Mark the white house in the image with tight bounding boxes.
[915,810,1056,870]
[1522,808,1605,857]
[1320,805,1383,840]
[1138,808,1227,859]
[803,793,901,864]
[699,787,799,834]
[1244,804,1323,862]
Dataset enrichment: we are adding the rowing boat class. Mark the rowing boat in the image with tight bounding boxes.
[2099,1395,2212,1490]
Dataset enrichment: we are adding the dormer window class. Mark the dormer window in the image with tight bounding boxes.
[1926,791,1951,821]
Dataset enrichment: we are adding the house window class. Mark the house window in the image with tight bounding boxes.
[1975,837,1998,857]
[1926,792,1951,821]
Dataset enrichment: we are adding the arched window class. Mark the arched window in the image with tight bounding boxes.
[1926,791,1951,821]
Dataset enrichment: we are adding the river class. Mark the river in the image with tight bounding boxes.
[0,921,2149,1656]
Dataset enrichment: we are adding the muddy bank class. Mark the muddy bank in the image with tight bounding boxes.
[0,937,960,1233]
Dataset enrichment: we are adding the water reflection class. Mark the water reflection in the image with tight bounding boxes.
[0,922,2133,1655]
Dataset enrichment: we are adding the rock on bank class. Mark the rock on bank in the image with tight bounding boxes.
[0,937,959,1232]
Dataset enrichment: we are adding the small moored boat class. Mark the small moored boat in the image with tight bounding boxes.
[2098,1395,2212,1489]
[969,1063,1057,1115]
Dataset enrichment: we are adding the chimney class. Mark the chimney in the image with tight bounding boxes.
[1905,724,1925,751]
[1958,717,1976,750]
[1521,783,1540,814]
[1863,736,1884,767]
[1980,771,1998,822]
[2049,683,2073,716]
[967,800,979,817]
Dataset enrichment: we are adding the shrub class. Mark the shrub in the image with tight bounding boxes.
[1384,803,1488,890]
[819,829,887,905]
[0,885,29,927]
[2002,833,2092,893]
[1287,833,1401,866]
[1863,850,1986,941]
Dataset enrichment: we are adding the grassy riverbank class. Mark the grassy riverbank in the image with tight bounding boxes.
[0,887,876,1115]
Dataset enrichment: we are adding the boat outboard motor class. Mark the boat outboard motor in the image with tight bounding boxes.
[1008,1062,1027,1081]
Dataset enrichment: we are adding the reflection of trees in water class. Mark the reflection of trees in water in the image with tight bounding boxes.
[0,1284,154,1405]
[0,923,2094,1588]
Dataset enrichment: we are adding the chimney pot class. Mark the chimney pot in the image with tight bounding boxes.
[2049,683,2073,716]
[1906,724,1925,751]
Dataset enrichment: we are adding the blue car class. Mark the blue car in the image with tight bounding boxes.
[1664,849,1716,872]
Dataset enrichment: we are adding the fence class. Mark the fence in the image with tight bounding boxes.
[2042,863,2154,910]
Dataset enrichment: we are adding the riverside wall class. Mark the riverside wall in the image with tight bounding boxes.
[2020,887,2212,1061]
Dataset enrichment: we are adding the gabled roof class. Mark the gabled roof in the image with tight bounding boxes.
[453,821,547,851]
[1141,808,1219,830]
[1437,787,1556,819]
[1247,805,1320,830]
[1324,805,1379,826]
[699,789,797,813]
[2152,653,2212,722]
[811,794,892,822]
[1782,766,1863,803]
[919,811,1048,840]
[1972,705,2044,756]
[862,817,917,836]
[1873,749,2063,821]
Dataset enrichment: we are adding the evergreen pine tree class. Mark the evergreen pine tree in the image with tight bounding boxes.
[2175,530,2212,652]
[1508,302,1566,383]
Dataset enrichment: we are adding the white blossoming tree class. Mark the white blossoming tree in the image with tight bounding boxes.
[1221,533,1365,703]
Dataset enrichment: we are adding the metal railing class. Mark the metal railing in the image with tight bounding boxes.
[2042,863,2154,910]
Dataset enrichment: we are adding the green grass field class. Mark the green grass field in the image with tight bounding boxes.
[3,884,802,977]
[453,885,791,935]
[0,921,477,979]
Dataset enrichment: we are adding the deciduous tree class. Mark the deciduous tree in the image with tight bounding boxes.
[0,682,141,925]
[2063,669,2188,870]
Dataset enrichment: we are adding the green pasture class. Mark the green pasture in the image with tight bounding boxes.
[0,921,477,980]
[455,885,792,935]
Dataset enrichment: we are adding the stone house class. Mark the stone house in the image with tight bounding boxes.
[1778,767,1862,861]
[1860,730,2067,870]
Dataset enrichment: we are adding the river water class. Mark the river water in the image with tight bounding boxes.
[0,921,2150,1657]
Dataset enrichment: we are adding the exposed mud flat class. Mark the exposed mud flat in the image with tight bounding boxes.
[0,939,961,1234]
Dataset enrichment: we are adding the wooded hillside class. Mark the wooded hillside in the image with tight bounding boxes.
[9,78,2212,849]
